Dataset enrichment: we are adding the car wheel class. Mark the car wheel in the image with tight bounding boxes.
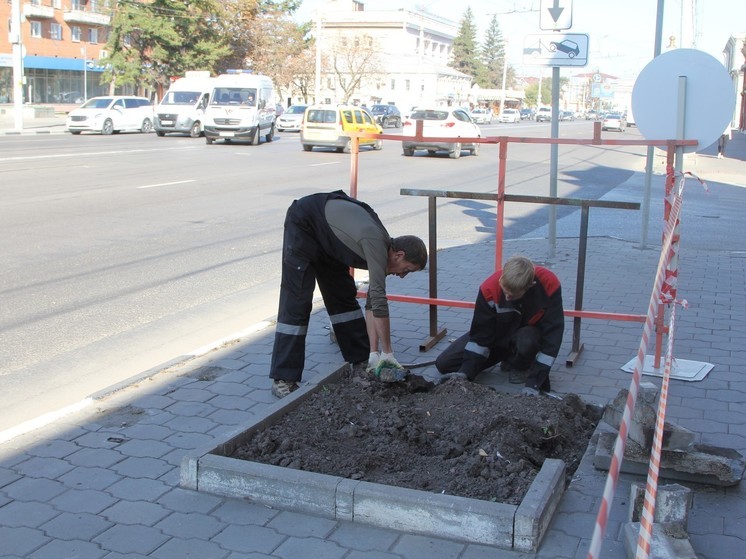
[251,127,260,145]
[266,123,275,142]
[427,150,437,155]
[381,117,388,128]
[156,131,166,137]
[471,143,480,156]
[102,119,114,135]
[302,144,313,152]
[140,118,153,133]
[70,131,81,135]
[373,139,383,150]
[189,121,201,138]
[206,136,214,144]
[342,139,352,154]
[449,143,462,159]
[403,147,414,156]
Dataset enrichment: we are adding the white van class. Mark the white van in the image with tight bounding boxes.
[203,71,276,145]
[154,71,214,138]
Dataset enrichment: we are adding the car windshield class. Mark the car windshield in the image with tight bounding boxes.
[410,110,448,121]
[606,113,621,119]
[161,91,201,105]
[211,87,257,106]
[81,98,113,109]
[371,105,388,114]
[286,105,306,114]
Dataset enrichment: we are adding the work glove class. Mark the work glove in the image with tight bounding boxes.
[374,352,407,382]
[366,351,380,373]
[524,362,551,392]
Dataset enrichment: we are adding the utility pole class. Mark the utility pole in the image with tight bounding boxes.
[10,0,24,129]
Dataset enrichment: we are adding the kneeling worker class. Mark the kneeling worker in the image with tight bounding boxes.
[435,255,564,393]
[269,190,428,398]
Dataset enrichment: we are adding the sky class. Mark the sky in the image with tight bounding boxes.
[294,0,746,80]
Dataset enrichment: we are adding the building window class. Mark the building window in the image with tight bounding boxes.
[30,21,42,39]
[72,26,81,42]
[405,80,410,91]
[50,22,63,40]
[72,0,83,10]
[53,0,62,8]
[88,28,98,43]
[390,79,395,91]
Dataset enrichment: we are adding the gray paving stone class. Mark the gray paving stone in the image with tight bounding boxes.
[115,438,174,459]
[92,524,170,555]
[40,511,113,540]
[389,533,465,559]
[4,476,67,501]
[156,486,224,513]
[109,456,173,479]
[211,524,285,553]
[267,510,337,538]
[50,488,118,514]
[150,537,228,559]
[29,538,106,559]
[25,439,80,459]
[59,465,123,490]
[327,521,402,551]
[107,477,171,501]
[0,525,50,556]
[0,500,59,527]
[210,499,278,525]
[154,511,225,539]
[66,447,125,468]
[273,536,347,559]
[101,499,171,525]
[12,455,75,479]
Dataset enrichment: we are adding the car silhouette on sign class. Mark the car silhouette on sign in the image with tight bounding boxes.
[549,39,580,58]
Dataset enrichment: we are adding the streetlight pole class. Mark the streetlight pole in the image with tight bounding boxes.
[314,12,322,104]
[10,0,24,129]
[499,40,508,115]
[82,47,88,102]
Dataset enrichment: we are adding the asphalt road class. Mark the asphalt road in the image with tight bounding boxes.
[0,120,650,431]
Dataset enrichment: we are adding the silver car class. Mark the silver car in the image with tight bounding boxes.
[276,104,308,132]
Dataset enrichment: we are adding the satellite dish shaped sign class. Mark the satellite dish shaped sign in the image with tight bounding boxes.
[632,49,735,153]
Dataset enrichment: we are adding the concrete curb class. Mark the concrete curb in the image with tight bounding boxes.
[181,365,567,551]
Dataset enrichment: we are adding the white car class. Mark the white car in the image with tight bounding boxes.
[498,109,520,123]
[67,96,155,135]
[470,108,493,124]
[402,107,481,159]
[276,104,308,132]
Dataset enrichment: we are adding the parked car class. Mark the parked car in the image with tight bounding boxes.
[275,104,285,118]
[585,110,598,120]
[601,112,627,132]
[559,111,574,121]
[535,107,552,122]
[370,104,402,128]
[276,104,308,132]
[519,108,535,120]
[300,105,383,153]
[55,91,84,104]
[470,108,493,124]
[401,107,481,159]
[498,108,520,123]
[66,96,155,135]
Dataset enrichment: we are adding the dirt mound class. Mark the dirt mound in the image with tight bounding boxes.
[232,372,601,505]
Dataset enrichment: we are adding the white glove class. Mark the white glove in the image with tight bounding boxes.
[366,351,380,372]
[379,352,402,368]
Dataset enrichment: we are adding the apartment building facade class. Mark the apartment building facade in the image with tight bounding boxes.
[310,0,473,110]
[1,0,112,104]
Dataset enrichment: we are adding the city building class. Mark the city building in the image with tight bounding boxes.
[722,35,745,131]
[1,0,114,105]
[306,0,473,110]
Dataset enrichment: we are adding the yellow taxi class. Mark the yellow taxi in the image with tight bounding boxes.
[300,105,383,153]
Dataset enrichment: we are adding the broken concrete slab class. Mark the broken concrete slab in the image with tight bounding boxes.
[623,522,697,559]
[594,431,745,486]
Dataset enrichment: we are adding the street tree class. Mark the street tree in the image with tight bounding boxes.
[450,7,485,86]
[324,33,384,104]
[481,15,515,89]
[103,0,230,95]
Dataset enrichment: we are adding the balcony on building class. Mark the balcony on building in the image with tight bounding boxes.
[23,1,55,19]
[63,0,111,26]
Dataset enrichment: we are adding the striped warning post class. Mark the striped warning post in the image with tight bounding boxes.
[586,181,684,559]
[634,299,684,559]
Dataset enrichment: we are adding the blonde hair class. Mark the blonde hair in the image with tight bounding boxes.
[501,255,535,292]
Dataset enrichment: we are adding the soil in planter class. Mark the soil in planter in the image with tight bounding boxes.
[232,371,602,505]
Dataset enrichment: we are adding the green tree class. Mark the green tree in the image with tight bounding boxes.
[481,15,515,89]
[104,0,231,94]
[450,7,484,85]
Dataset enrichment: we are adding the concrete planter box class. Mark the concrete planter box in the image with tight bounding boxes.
[181,366,566,551]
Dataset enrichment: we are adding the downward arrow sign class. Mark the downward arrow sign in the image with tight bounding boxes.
[548,0,564,22]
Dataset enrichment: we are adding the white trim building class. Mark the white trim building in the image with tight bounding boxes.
[308,0,472,109]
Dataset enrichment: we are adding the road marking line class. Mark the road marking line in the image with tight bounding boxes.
[310,162,340,167]
[137,179,196,189]
[0,147,193,163]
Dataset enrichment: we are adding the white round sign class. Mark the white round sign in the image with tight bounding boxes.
[632,49,735,153]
